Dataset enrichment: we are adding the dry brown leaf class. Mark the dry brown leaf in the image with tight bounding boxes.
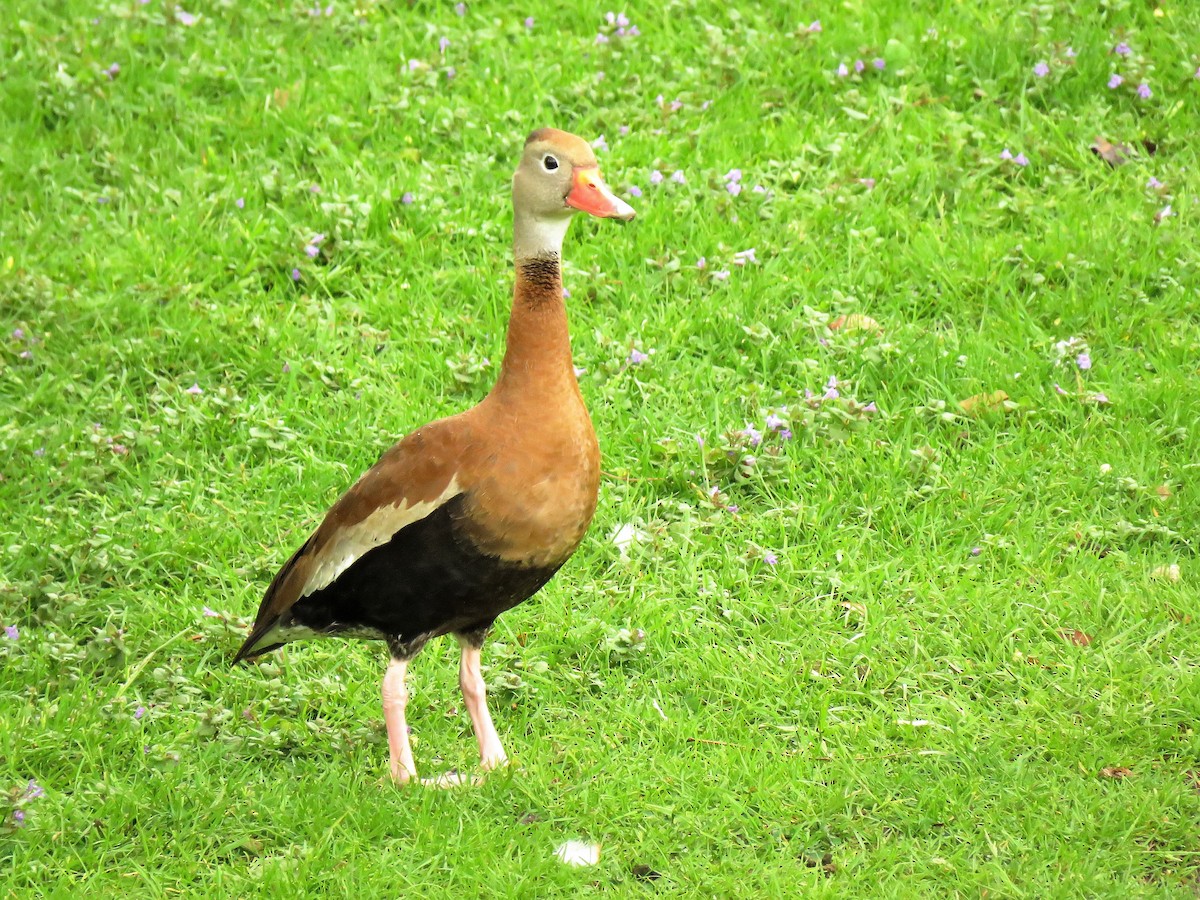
[1058,628,1093,647]
[1100,766,1132,779]
[1090,137,1131,168]
[1155,484,1172,498]
[959,389,1014,416]
[829,313,883,334]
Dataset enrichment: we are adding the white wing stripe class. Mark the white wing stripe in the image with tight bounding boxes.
[302,477,462,597]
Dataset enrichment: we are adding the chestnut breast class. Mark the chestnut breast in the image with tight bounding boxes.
[458,386,600,567]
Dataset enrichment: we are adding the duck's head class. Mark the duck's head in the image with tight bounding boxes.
[513,128,636,227]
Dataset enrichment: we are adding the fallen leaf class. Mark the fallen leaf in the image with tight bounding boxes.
[1155,485,1172,499]
[959,389,1014,416]
[829,313,883,334]
[802,851,836,876]
[1059,628,1093,647]
[555,840,601,867]
[1100,766,1132,779]
[631,864,663,881]
[1090,137,1131,168]
[1151,563,1180,582]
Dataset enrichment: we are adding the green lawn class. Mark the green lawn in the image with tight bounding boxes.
[2,0,1199,895]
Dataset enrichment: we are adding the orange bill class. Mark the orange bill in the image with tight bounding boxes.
[566,167,636,220]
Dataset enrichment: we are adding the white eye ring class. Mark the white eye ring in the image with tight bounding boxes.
[543,155,559,171]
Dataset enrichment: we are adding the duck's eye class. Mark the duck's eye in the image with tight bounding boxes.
[543,155,559,171]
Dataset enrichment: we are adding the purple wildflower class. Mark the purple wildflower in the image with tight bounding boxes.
[202,606,220,618]
[742,426,763,447]
[18,350,32,360]
[401,192,415,204]
[595,32,609,45]
[291,268,301,282]
[859,177,876,189]
[1000,148,1013,160]
[1147,176,1163,189]
[104,62,121,79]
[235,197,245,209]
[712,270,731,281]
[779,429,793,440]
[438,36,450,55]
[808,20,822,32]
[695,434,704,448]
[727,182,742,196]
[23,781,43,800]
[33,448,45,457]
[627,348,649,365]
[11,810,24,827]
[1108,74,1123,89]
[1033,61,1049,77]
[823,375,840,400]
[1065,47,1077,58]
[873,57,885,70]
[765,413,785,430]
[669,99,682,112]
[733,248,757,265]
[628,185,642,197]
[1113,42,1131,57]
[304,244,320,258]
[1092,392,1110,404]
[649,170,663,185]
[445,67,456,79]
[455,2,465,14]
[12,328,24,340]
[282,362,291,373]
[1013,153,1029,167]
[970,547,981,557]
[309,183,321,193]
[854,59,865,73]
[762,552,778,566]
[1076,352,1092,371]
[1195,66,1200,79]
[4,625,17,640]
[176,10,197,26]
[111,443,129,455]
[670,170,685,184]
[724,168,742,183]
[573,366,586,378]
[186,383,203,395]
[524,16,534,28]
[591,135,608,152]
[618,125,630,136]
[1054,383,1069,396]
[135,706,145,719]
[696,257,706,270]
[1136,82,1151,99]
[837,62,849,77]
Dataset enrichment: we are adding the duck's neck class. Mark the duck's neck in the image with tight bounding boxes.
[490,212,578,402]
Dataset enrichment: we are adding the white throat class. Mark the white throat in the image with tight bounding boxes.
[513,209,573,262]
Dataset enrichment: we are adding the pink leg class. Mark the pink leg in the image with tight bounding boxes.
[381,658,417,784]
[458,639,508,771]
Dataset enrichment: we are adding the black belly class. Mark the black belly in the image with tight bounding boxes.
[287,494,562,657]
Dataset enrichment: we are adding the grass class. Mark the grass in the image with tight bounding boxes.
[2,0,1199,895]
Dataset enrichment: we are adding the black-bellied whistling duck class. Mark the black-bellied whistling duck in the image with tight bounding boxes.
[234,128,635,785]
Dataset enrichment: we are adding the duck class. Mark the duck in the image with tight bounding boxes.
[234,128,635,785]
